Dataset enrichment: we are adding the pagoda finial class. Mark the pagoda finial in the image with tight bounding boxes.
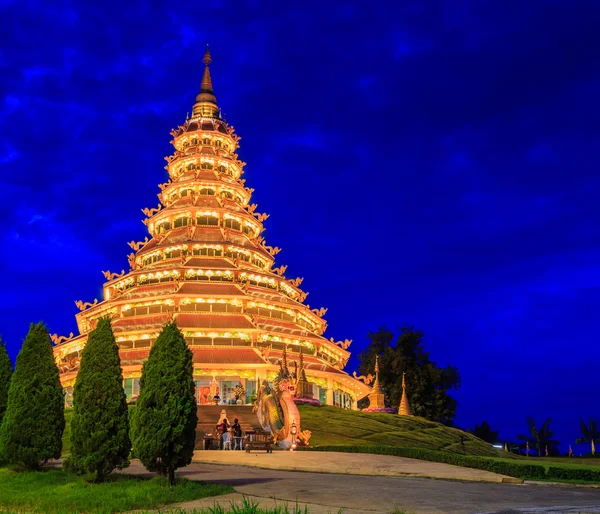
[202,44,212,66]
[192,44,219,119]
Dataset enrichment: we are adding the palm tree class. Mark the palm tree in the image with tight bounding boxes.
[575,418,599,455]
[517,417,559,456]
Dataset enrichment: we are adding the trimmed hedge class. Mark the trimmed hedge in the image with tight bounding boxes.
[546,466,600,482]
[302,445,547,480]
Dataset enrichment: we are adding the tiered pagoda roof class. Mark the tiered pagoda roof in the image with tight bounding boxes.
[52,47,370,402]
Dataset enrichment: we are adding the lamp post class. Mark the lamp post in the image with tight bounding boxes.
[290,420,298,451]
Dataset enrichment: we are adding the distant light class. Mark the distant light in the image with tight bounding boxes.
[492,445,503,449]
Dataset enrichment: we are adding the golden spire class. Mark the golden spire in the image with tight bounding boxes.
[371,355,384,395]
[398,371,413,416]
[192,44,219,119]
[366,355,386,409]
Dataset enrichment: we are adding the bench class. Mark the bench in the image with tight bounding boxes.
[245,431,274,453]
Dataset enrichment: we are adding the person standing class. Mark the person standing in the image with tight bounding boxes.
[232,418,242,449]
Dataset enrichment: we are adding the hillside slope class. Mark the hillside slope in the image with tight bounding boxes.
[298,405,501,457]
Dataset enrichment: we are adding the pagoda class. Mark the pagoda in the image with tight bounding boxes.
[52,47,371,410]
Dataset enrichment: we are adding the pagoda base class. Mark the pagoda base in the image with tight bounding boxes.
[293,397,322,407]
[362,407,396,414]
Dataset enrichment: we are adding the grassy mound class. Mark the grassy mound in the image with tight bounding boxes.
[0,467,232,513]
[298,404,501,457]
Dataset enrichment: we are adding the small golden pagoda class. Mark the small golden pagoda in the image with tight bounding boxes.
[52,47,371,410]
[367,356,385,409]
[398,372,413,416]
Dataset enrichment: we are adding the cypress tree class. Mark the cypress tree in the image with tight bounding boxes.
[0,337,12,425]
[131,322,197,485]
[0,323,64,469]
[64,317,131,481]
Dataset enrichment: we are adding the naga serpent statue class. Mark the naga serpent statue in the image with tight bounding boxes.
[253,347,311,448]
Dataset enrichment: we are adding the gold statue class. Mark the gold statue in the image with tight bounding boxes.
[311,307,328,317]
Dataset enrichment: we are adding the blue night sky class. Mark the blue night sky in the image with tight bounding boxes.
[2,1,599,449]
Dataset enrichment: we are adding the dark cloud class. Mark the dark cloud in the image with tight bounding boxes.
[1,0,599,449]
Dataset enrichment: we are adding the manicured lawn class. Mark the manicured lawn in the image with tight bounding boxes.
[0,466,233,513]
[298,404,503,457]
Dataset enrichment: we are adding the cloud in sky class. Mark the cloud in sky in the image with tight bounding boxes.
[2,0,600,447]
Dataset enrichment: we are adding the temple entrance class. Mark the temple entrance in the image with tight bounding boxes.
[194,377,257,406]
[194,404,261,450]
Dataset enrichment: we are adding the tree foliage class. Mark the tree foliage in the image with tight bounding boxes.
[358,326,460,425]
[517,417,559,456]
[130,322,197,485]
[0,337,12,425]
[575,418,599,455]
[0,323,64,469]
[469,421,500,444]
[63,318,131,481]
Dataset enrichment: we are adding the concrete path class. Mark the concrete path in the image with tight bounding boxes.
[124,460,600,514]
[191,450,520,483]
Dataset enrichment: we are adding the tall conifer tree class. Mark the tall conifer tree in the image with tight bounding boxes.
[0,323,64,469]
[0,337,12,425]
[64,317,131,481]
[131,322,196,485]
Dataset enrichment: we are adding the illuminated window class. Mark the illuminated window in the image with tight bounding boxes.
[174,216,190,228]
[224,219,241,231]
[200,188,215,196]
[197,214,219,226]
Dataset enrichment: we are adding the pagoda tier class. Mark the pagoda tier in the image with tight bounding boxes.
[53,47,371,409]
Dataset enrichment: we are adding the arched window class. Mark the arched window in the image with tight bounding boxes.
[201,162,213,170]
[200,188,215,196]
[187,163,197,171]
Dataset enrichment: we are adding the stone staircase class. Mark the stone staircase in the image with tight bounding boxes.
[195,405,262,450]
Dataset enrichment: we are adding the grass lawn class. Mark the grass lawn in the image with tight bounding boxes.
[0,466,233,514]
[298,404,503,457]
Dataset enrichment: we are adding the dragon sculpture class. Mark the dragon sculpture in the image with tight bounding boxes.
[253,346,311,448]
[102,270,125,281]
[329,337,352,350]
[74,299,98,311]
[50,332,74,346]
[272,265,288,276]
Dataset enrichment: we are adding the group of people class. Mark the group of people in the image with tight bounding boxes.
[215,409,243,450]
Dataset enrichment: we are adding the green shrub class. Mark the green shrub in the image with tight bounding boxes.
[131,322,197,485]
[303,445,546,479]
[63,317,131,481]
[0,322,64,469]
[546,466,600,482]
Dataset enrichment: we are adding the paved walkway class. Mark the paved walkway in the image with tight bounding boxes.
[124,460,600,514]
[191,449,520,483]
